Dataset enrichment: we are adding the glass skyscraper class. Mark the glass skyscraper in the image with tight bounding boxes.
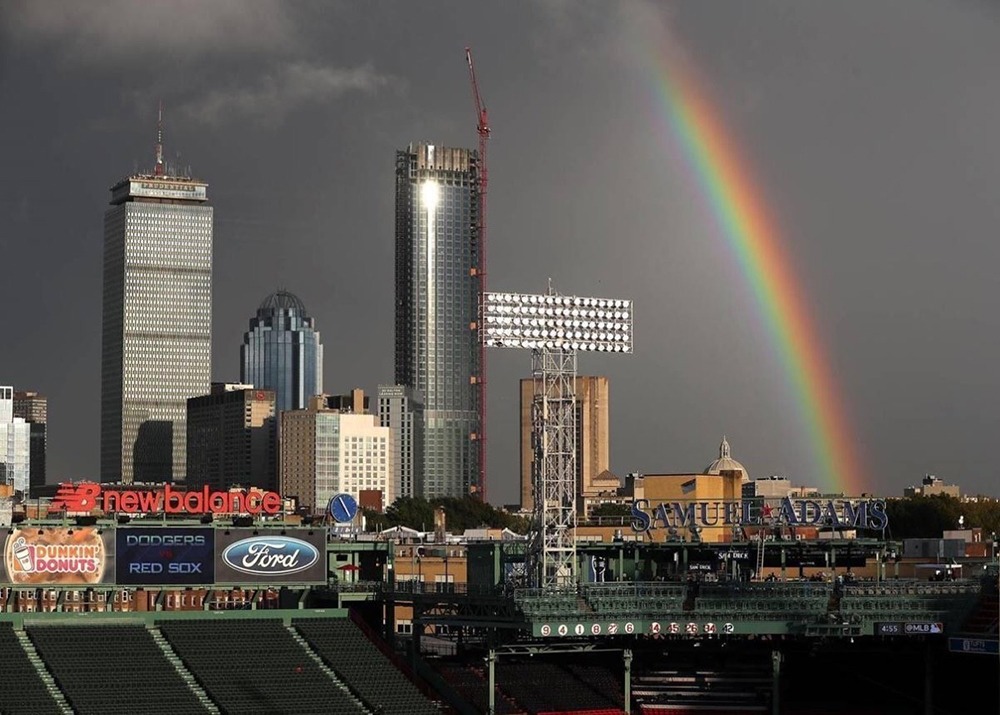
[240,291,323,414]
[13,390,46,496]
[394,143,481,498]
[0,386,30,494]
[101,174,213,484]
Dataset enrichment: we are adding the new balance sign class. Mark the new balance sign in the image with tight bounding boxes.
[50,482,283,517]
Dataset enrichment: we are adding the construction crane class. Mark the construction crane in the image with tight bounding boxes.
[466,47,490,501]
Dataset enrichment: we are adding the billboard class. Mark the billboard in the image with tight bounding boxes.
[116,527,215,585]
[2,527,115,586]
[214,529,327,584]
[50,482,283,517]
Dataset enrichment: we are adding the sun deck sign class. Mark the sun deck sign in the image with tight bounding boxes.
[629,497,888,534]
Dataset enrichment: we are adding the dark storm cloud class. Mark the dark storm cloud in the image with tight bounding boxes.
[2,1,999,504]
[3,0,297,61]
[168,62,394,127]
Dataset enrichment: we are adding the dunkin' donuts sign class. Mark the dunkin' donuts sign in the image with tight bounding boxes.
[2,528,116,585]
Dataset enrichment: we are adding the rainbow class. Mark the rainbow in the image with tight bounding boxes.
[644,27,866,494]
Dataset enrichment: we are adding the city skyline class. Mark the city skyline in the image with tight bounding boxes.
[2,2,1000,505]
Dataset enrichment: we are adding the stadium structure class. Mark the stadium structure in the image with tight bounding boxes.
[1,480,998,715]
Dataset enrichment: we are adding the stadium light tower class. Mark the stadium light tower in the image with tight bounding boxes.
[482,286,633,589]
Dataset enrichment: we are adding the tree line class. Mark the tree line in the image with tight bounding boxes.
[362,496,530,535]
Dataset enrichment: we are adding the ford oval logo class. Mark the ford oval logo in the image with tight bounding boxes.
[221,536,319,576]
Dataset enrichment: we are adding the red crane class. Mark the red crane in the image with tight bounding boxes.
[466,47,490,501]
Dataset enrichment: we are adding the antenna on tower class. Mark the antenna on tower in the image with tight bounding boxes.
[154,101,165,176]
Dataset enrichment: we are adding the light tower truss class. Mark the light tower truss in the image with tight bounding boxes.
[482,290,633,589]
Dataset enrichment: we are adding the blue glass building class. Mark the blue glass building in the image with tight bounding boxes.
[240,291,323,414]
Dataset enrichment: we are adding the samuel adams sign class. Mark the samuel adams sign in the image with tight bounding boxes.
[629,497,888,534]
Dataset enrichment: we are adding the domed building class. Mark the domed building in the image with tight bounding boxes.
[241,290,323,413]
[704,436,749,483]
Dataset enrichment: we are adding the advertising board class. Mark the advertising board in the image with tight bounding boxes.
[1,527,115,586]
[50,482,283,517]
[214,529,327,584]
[116,527,215,585]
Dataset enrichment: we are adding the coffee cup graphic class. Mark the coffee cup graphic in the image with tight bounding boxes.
[12,537,33,572]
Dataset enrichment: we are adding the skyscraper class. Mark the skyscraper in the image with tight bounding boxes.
[186,383,277,492]
[241,290,323,414]
[394,143,480,498]
[519,376,613,512]
[280,392,392,514]
[13,390,46,495]
[0,386,30,494]
[378,384,424,500]
[101,116,213,484]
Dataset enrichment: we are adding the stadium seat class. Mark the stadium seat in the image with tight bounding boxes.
[26,623,210,715]
[158,618,367,715]
[0,622,65,715]
[294,617,441,715]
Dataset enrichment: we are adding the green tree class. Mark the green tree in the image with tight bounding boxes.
[385,496,435,531]
[589,503,631,519]
[884,494,991,539]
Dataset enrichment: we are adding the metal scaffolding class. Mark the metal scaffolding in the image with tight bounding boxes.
[530,347,579,589]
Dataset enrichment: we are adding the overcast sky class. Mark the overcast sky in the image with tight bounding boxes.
[2,1,999,505]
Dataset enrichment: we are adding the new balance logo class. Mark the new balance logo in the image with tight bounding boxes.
[49,482,102,512]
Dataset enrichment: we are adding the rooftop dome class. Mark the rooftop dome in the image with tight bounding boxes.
[259,289,308,315]
[704,436,749,481]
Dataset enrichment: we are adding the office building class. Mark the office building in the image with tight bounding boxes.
[240,290,323,415]
[186,383,277,492]
[100,126,213,484]
[395,143,480,498]
[378,384,424,501]
[325,388,368,414]
[520,376,613,512]
[0,387,30,494]
[13,391,46,495]
[280,391,392,514]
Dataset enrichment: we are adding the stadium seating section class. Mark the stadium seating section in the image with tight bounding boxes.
[433,661,523,714]
[158,619,366,715]
[430,656,626,715]
[27,623,210,715]
[295,617,441,715]
[0,622,65,715]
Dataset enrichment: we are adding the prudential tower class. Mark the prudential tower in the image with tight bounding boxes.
[100,109,213,484]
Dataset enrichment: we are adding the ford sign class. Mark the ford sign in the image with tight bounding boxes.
[220,536,319,576]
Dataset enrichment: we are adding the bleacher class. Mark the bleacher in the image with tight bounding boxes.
[0,622,64,715]
[432,660,523,714]
[631,650,770,715]
[159,619,364,715]
[27,623,208,715]
[960,591,999,634]
[294,617,441,715]
[496,660,623,714]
